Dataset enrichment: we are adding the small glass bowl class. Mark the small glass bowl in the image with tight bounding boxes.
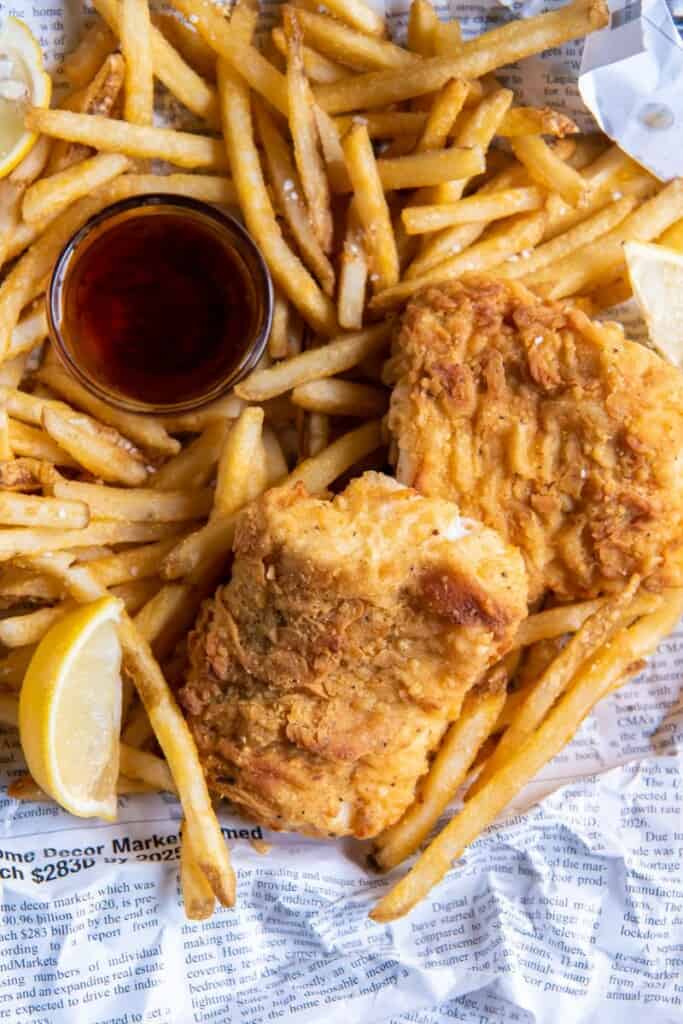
[47,194,273,415]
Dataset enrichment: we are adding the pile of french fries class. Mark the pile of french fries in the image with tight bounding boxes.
[0,0,681,922]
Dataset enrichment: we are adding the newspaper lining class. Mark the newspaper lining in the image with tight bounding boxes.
[1,1,683,1021]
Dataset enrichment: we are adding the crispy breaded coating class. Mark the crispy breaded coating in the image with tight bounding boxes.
[180,472,527,838]
[385,275,683,601]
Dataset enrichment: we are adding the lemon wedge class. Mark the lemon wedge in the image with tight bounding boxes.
[625,240,683,370]
[19,596,123,821]
[0,17,51,180]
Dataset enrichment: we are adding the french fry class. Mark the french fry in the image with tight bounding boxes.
[305,412,330,457]
[272,27,349,83]
[8,420,76,466]
[236,322,392,401]
[0,521,182,563]
[111,578,163,615]
[314,106,351,192]
[25,109,228,172]
[93,0,220,128]
[0,457,45,492]
[255,102,335,296]
[262,426,289,483]
[269,291,290,360]
[152,12,218,82]
[230,0,260,47]
[119,742,177,794]
[433,20,463,57]
[166,0,288,116]
[402,187,545,234]
[89,537,184,588]
[180,820,216,920]
[36,365,180,456]
[292,379,388,417]
[334,111,427,139]
[63,20,118,88]
[0,410,11,461]
[370,590,683,922]
[294,0,386,38]
[513,591,661,648]
[0,352,30,390]
[122,0,154,126]
[121,701,154,748]
[498,106,578,138]
[22,152,130,225]
[0,492,89,530]
[218,60,337,336]
[510,134,587,206]
[134,582,195,659]
[0,568,63,602]
[42,406,148,486]
[50,478,212,524]
[408,0,438,56]
[472,580,642,798]
[0,645,36,691]
[342,123,398,291]
[163,420,383,580]
[370,211,547,311]
[338,200,368,329]
[285,10,334,254]
[336,143,486,194]
[534,179,683,299]
[150,422,230,493]
[315,0,608,113]
[214,407,265,517]
[290,7,415,71]
[417,78,470,153]
[0,603,73,648]
[373,686,506,871]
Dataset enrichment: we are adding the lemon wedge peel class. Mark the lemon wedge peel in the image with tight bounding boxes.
[19,596,123,821]
[0,17,52,180]
[625,239,683,370]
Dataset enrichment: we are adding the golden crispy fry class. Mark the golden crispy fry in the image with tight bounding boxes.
[510,134,587,206]
[26,109,228,171]
[370,590,683,922]
[373,685,505,871]
[495,195,637,280]
[292,378,388,417]
[152,12,217,81]
[433,20,463,57]
[315,0,608,112]
[218,60,337,336]
[51,478,212,523]
[89,538,184,588]
[119,742,177,794]
[342,123,398,290]
[0,645,36,691]
[336,143,486,194]
[150,422,230,493]
[236,322,392,401]
[534,179,683,299]
[63,20,118,88]
[111,578,163,615]
[334,111,427,139]
[269,291,290,360]
[472,580,642,797]
[0,521,182,563]
[36,365,179,456]
[0,603,73,648]
[417,77,470,152]
[166,0,288,116]
[47,54,126,176]
[314,106,350,192]
[42,406,148,486]
[22,152,130,225]
[134,582,196,659]
[294,0,386,37]
[272,27,349,83]
[93,0,220,128]
[338,200,368,329]
[159,395,243,435]
[371,211,547,311]
[0,456,45,492]
[513,591,661,647]
[8,420,75,466]
[0,410,11,461]
[122,0,154,125]
[214,407,265,517]
[180,820,216,920]
[262,426,289,483]
[0,491,89,530]
[305,412,330,458]
[162,515,237,583]
[255,101,335,295]
[402,187,545,234]
[499,106,578,138]
[291,7,415,71]
[408,0,438,56]
[285,10,334,253]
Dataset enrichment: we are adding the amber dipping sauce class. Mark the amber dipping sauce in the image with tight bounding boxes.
[48,196,273,413]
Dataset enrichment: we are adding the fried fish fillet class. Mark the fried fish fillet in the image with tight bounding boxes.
[385,275,683,602]
[180,472,527,838]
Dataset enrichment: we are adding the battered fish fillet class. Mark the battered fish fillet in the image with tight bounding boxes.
[180,472,527,838]
[385,275,683,602]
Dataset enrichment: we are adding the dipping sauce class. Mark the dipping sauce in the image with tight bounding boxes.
[48,196,272,413]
